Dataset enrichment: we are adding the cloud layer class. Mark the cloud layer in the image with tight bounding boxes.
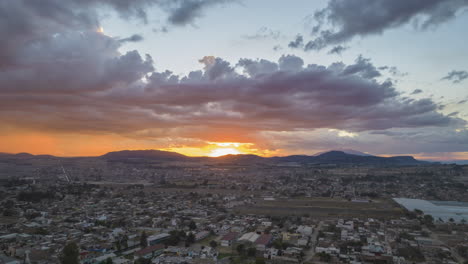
[0,0,466,156]
[298,0,468,51]
[442,70,468,84]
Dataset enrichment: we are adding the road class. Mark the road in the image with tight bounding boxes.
[304,221,324,262]
[423,226,465,263]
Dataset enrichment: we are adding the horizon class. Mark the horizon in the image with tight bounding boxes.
[2,2,468,260]
[1,1,467,161]
[2,148,466,162]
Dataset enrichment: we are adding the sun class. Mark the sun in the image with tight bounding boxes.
[208,147,242,157]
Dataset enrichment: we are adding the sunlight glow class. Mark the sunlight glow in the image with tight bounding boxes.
[208,147,242,157]
[161,142,270,157]
[329,129,358,138]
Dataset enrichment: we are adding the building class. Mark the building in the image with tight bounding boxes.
[134,244,165,259]
[254,234,272,251]
[147,233,170,246]
[220,232,239,247]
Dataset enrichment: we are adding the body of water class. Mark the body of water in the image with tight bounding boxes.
[393,198,468,223]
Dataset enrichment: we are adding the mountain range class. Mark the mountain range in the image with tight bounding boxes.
[0,149,435,166]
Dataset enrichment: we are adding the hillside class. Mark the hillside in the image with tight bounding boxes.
[0,149,431,166]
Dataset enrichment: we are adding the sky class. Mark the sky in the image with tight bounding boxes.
[0,0,468,160]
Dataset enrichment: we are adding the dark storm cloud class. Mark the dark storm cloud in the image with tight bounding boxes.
[300,0,468,51]
[441,70,468,83]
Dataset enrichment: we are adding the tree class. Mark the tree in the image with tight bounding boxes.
[317,252,331,262]
[122,234,129,249]
[255,258,266,264]
[115,241,121,251]
[186,232,195,245]
[140,231,148,247]
[299,251,305,260]
[188,220,197,230]
[166,230,181,246]
[414,209,423,215]
[272,239,282,249]
[60,242,79,264]
[236,244,245,256]
[247,247,256,257]
[134,258,151,264]
[210,240,217,248]
[422,214,434,226]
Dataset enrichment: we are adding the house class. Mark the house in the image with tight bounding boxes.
[195,231,210,241]
[0,255,20,264]
[296,225,313,236]
[93,253,117,264]
[147,233,170,246]
[220,232,238,247]
[296,238,308,247]
[134,244,165,259]
[238,232,260,243]
[254,234,272,251]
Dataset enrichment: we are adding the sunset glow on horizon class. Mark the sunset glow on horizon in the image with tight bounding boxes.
[0,0,467,162]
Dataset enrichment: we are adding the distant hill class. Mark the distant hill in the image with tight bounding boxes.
[208,154,266,164]
[0,149,432,166]
[101,150,188,161]
[314,149,373,156]
[438,160,468,165]
[0,152,56,159]
[308,151,425,166]
[265,151,426,166]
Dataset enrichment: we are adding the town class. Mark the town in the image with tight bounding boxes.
[1,152,467,264]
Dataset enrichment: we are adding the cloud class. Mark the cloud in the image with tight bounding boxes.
[2,50,464,140]
[300,0,468,51]
[328,45,348,55]
[441,70,468,83]
[263,127,468,157]
[0,0,231,66]
[162,0,234,26]
[242,27,282,40]
[273,45,283,51]
[153,26,169,34]
[378,66,407,77]
[0,1,465,156]
[411,89,423,94]
[236,59,278,77]
[288,35,304,48]
[1,0,232,69]
[341,55,381,79]
[119,34,144,43]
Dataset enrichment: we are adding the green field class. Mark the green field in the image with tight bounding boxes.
[233,197,403,219]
